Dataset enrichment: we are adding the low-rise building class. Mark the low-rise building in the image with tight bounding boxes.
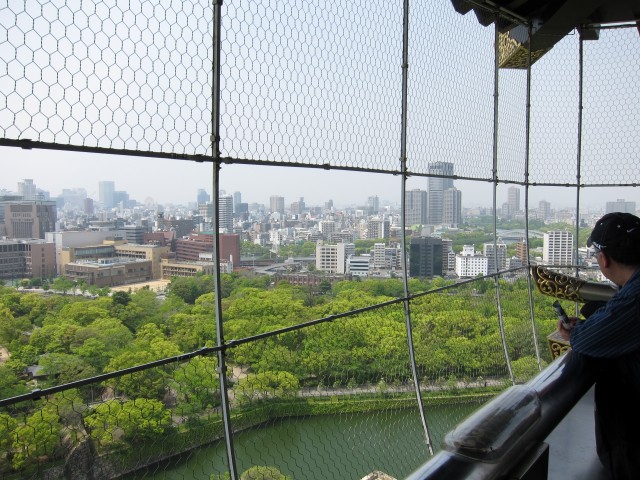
[64,258,153,287]
[0,239,56,280]
[160,258,215,279]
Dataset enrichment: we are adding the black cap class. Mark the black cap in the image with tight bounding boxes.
[587,212,640,250]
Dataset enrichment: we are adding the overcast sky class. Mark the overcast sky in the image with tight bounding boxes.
[1,2,638,212]
[3,145,637,212]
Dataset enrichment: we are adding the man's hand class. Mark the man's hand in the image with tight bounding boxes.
[557,316,578,341]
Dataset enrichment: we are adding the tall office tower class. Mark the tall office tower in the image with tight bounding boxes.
[427,162,454,225]
[233,191,242,211]
[443,187,462,227]
[197,189,210,205]
[543,231,574,266]
[218,195,234,232]
[409,237,443,278]
[483,242,507,274]
[84,198,94,215]
[17,179,37,200]
[605,198,636,214]
[270,195,285,214]
[99,181,115,210]
[404,189,428,226]
[367,196,380,215]
[538,200,551,221]
[508,187,521,216]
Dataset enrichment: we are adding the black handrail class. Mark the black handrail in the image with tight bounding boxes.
[406,350,595,480]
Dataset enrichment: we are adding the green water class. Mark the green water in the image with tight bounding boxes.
[131,401,483,480]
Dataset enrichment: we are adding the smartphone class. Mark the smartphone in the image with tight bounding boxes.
[553,300,571,329]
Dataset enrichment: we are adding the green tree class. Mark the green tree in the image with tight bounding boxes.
[240,466,292,480]
[0,412,18,463]
[85,398,172,446]
[52,276,75,295]
[0,364,29,400]
[233,371,300,405]
[172,356,220,414]
[12,406,62,469]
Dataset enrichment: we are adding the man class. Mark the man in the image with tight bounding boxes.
[558,212,640,479]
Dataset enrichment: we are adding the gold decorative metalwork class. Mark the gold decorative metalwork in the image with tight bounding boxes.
[547,330,571,359]
[529,266,616,303]
[498,32,550,69]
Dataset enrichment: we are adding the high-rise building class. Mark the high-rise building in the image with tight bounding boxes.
[84,198,94,215]
[233,191,242,211]
[290,197,305,216]
[443,187,462,227]
[538,200,551,221]
[409,237,443,278]
[483,242,507,274]
[197,189,210,205]
[543,231,574,266]
[367,196,380,215]
[270,195,285,215]
[508,187,521,216]
[219,195,234,232]
[316,242,346,274]
[427,162,454,225]
[441,238,455,272]
[17,179,37,200]
[455,245,488,278]
[605,199,636,214]
[319,221,336,238]
[99,181,115,209]
[515,240,528,262]
[367,218,389,239]
[404,189,428,226]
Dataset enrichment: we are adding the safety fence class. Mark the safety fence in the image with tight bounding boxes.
[1,1,639,479]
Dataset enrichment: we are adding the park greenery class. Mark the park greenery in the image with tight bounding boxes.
[0,271,560,477]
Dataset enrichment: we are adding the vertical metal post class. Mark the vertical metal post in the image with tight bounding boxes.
[399,0,434,456]
[211,1,239,478]
[523,22,543,370]
[574,34,585,292]
[492,18,515,385]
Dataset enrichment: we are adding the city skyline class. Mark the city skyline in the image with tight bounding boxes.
[3,146,637,212]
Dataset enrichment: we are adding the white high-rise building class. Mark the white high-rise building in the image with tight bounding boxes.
[543,231,574,266]
[373,242,386,269]
[218,195,234,232]
[315,242,346,274]
[455,245,488,278]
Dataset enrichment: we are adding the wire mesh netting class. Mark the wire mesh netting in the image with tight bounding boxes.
[1,1,639,479]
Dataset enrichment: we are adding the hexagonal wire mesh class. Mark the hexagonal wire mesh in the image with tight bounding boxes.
[1,1,639,479]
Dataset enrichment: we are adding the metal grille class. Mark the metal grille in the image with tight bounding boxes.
[1,1,638,479]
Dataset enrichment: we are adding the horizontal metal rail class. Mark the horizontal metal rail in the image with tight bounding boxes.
[406,350,595,480]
